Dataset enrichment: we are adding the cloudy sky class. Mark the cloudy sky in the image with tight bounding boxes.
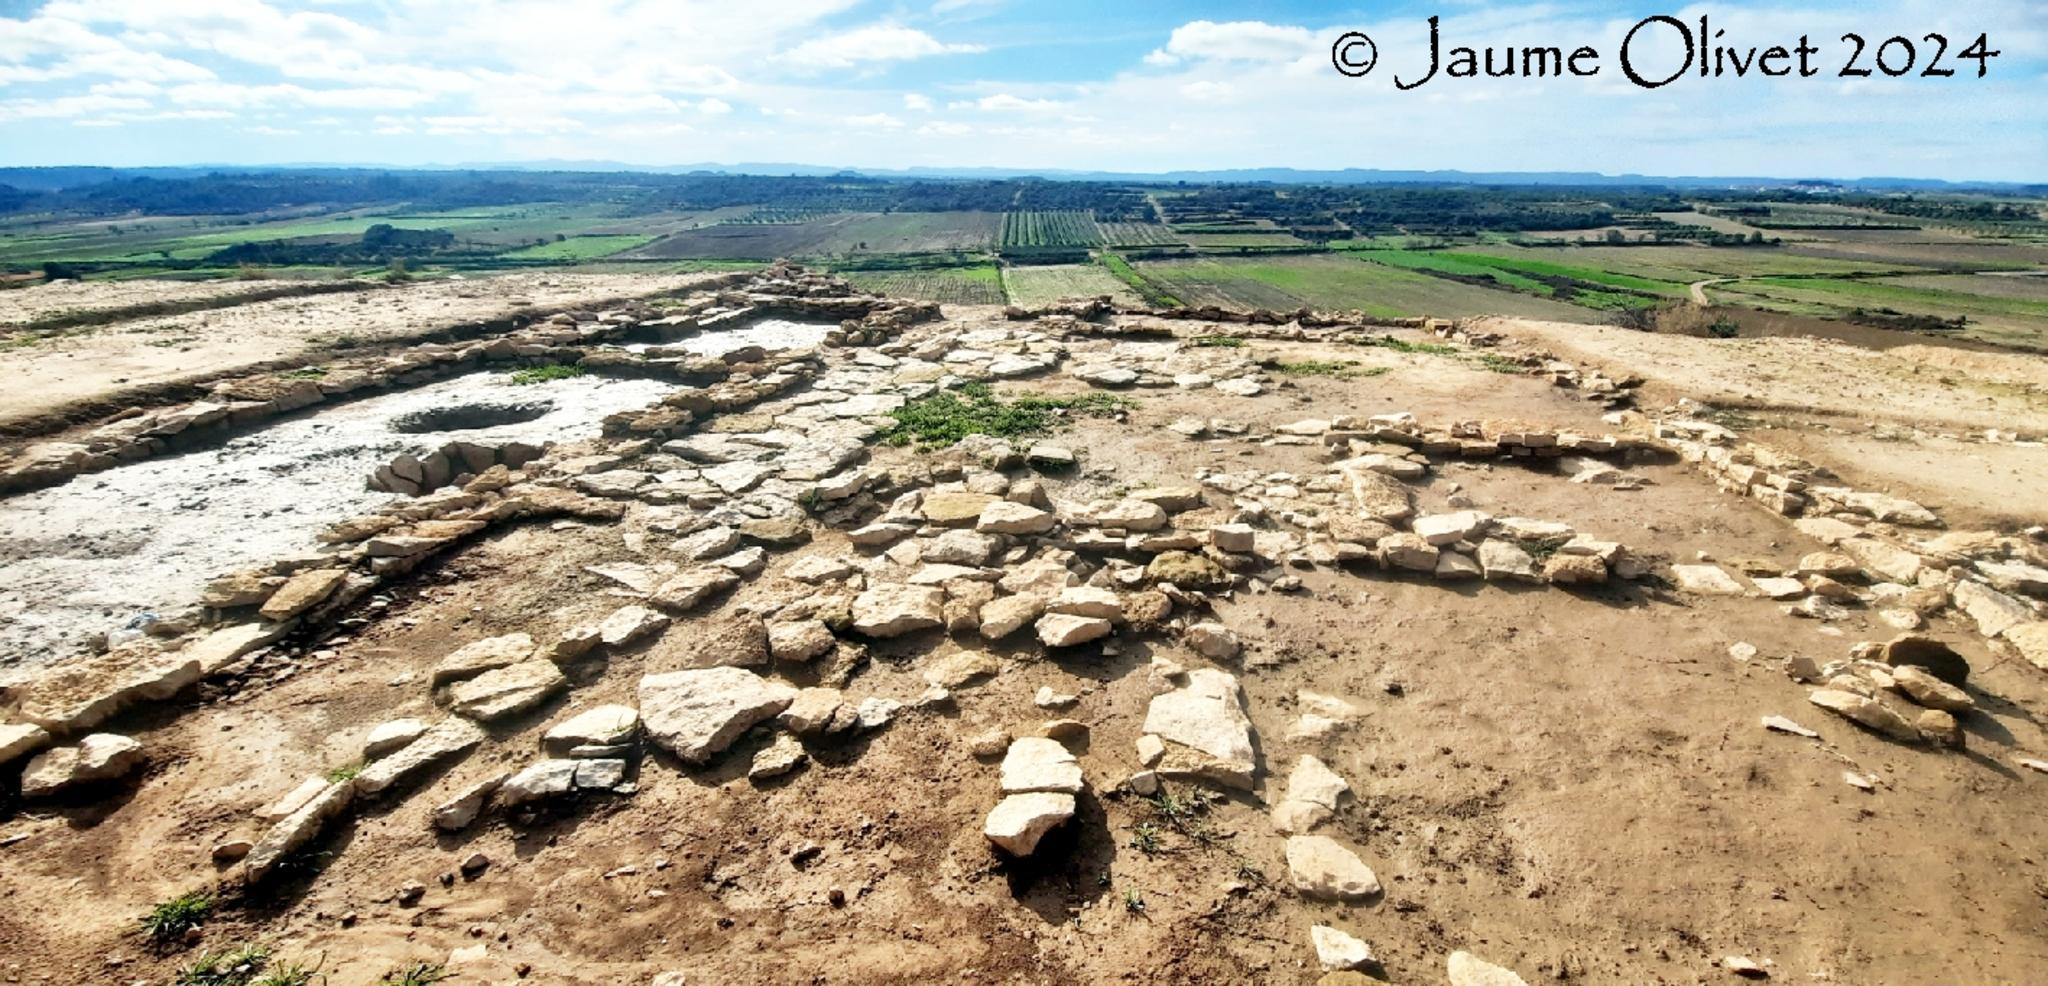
[0,0,2041,181]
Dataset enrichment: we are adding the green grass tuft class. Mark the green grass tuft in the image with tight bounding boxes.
[506,364,587,385]
[175,944,272,986]
[1262,357,1372,378]
[379,963,450,986]
[880,381,1132,448]
[144,890,216,945]
[1348,333,1457,355]
[1189,334,1244,348]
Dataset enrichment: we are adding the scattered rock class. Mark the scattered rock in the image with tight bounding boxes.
[1036,613,1112,647]
[1000,736,1084,794]
[446,660,568,722]
[1889,665,1973,713]
[432,633,538,686]
[432,772,508,831]
[984,792,1076,856]
[598,605,671,649]
[1285,835,1381,901]
[1312,925,1374,972]
[851,584,945,637]
[1808,689,1919,743]
[1448,951,1530,986]
[257,568,349,621]
[1880,634,1970,686]
[1760,715,1818,739]
[354,718,487,795]
[542,705,640,755]
[20,733,144,797]
[1671,564,1746,596]
[364,718,428,759]
[748,733,808,780]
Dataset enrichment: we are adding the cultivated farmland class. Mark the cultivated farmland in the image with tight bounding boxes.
[841,264,1005,305]
[1001,211,1104,249]
[1133,254,1603,321]
[1000,263,1143,307]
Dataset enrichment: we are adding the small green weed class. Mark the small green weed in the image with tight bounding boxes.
[1263,358,1368,379]
[1189,335,1245,348]
[175,944,271,986]
[252,958,322,986]
[506,364,587,385]
[379,963,450,986]
[325,763,361,783]
[1350,333,1456,355]
[144,890,216,944]
[880,381,1131,448]
[1127,823,1163,855]
[1122,888,1147,915]
[1468,354,1525,374]
[1144,786,1221,844]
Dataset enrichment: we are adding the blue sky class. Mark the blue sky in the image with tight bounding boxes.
[0,0,2041,180]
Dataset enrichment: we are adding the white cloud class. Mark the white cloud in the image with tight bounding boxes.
[953,93,1061,112]
[903,92,934,111]
[843,112,905,129]
[1157,20,1314,63]
[778,25,984,69]
[1178,80,1233,102]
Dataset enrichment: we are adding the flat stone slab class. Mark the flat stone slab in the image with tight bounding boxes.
[447,660,567,722]
[984,791,1075,856]
[244,779,354,883]
[21,733,143,798]
[543,704,640,754]
[16,643,202,733]
[1142,668,1257,789]
[999,736,1084,794]
[1286,835,1381,901]
[1671,564,1746,596]
[851,583,945,637]
[638,667,797,764]
[432,633,538,686]
[354,718,486,796]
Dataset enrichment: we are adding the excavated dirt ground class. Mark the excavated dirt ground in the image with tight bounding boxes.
[2,285,2047,985]
[0,272,736,432]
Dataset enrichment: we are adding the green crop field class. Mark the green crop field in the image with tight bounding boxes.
[1098,222,1184,247]
[1718,274,2048,349]
[843,264,1005,305]
[1001,211,1103,249]
[1132,255,1603,321]
[497,235,656,261]
[1182,231,1307,249]
[1001,264,1143,307]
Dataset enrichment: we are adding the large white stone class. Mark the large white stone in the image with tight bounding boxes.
[431,633,538,685]
[1285,835,1381,901]
[1448,951,1530,986]
[983,791,1075,856]
[353,718,487,796]
[638,667,797,764]
[999,736,1083,794]
[1312,925,1374,972]
[20,733,143,797]
[851,583,945,637]
[1142,668,1257,789]
[446,660,567,722]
